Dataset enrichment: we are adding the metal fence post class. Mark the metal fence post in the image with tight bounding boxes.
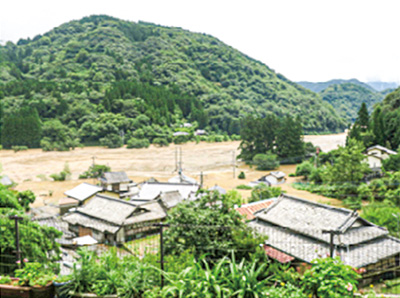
[9,215,23,268]
[154,222,170,288]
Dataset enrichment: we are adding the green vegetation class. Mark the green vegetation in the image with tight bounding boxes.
[79,164,111,179]
[349,87,400,150]
[301,257,360,298]
[50,162,71,181]
[320,83,384,123]
[238,115,306,164]
[164,191,265,261]
[253,153,279,170]
[236,184,252,190]
[62,246,365,297]
[238,171,246,179]
[0,15,345,151]
[249,184,282,203]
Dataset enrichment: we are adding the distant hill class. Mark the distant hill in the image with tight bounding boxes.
[297,79,375,93]
[366,81,399,92]
[0,15,346,149]
[319,83,384,123]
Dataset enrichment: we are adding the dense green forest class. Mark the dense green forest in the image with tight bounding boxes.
[297,79,376,93]
[297,79,395,124]
[350,87,400,150]
[0,15,346,150]
[319,83,385,123]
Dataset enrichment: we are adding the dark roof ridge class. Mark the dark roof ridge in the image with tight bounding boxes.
[336,209,359,233]
[142,181,198,186]
[95,193,137,207]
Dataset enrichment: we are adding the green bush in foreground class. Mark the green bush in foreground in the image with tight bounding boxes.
[301,257,360,298]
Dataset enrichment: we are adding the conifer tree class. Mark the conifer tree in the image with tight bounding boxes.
[372,106,385,146]
[356,102,369,132]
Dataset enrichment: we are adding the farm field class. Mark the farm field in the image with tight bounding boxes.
[0,133,347,208]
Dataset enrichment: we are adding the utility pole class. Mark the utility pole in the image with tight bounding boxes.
[9,215,23,267]
[92,156,97,184]
[153,222,170,288]
[179,147,183,177]
[200,172,204,188]
[232,150,236,178]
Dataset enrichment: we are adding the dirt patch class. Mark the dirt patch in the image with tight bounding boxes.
[0,133,346,208]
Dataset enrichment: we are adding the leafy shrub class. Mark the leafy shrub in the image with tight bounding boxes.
[249,184,282,203]
[79,164,110,179]
[230,134,241,141]
[152,137,169,147]
[12,145,28,152]
[253,153,279,171]
[173,134,189,144]
[127,138,150,149]
[238,171,246,179]
[50,163,71,181]
[236,184,252,190]
[301,257,360,298]
[382,153,400,171]
[66,248,157,297]
[100,134,123,148]
[295,160,314,179]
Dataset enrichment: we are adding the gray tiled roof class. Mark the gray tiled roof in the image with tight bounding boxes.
[64,183,103,202]
[157,190,184,209]
[101,172,132,184]
[125,201,167,225]
[137,182,199,201]
[63,194,167,233]
[250,194,400,267]
[250,220,400,268]
[75,194,137,225]
[63,212,120,234]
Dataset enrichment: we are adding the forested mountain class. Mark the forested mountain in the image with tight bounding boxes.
[349,86,400,151]
[367,81,399,92]
[0,15,345,149]
[319,83,384,124]
[297,79,375,93]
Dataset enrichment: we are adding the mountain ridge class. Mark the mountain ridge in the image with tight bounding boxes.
[0,15,346,149]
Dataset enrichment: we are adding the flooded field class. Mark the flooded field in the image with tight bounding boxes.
[0,133,346,207]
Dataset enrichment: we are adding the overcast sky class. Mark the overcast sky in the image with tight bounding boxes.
[1,0,399,83]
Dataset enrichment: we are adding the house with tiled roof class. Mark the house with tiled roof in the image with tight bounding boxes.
[100,171,133,193]
[63,194,167,243]
[60,183,103,215]
[366,145,397,172]
[235,198,277,220]
[249,194,400,281]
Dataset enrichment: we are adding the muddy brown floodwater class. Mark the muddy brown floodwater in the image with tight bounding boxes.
[0,133,346,208]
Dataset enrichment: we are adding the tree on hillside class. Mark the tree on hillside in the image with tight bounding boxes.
[1,107,42,148]
[371,106,385,146]
[356,102,369,132]
[322,138,370,184]
[40,119,80,151]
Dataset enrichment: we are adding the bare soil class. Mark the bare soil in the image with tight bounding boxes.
[0,133,346,208]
